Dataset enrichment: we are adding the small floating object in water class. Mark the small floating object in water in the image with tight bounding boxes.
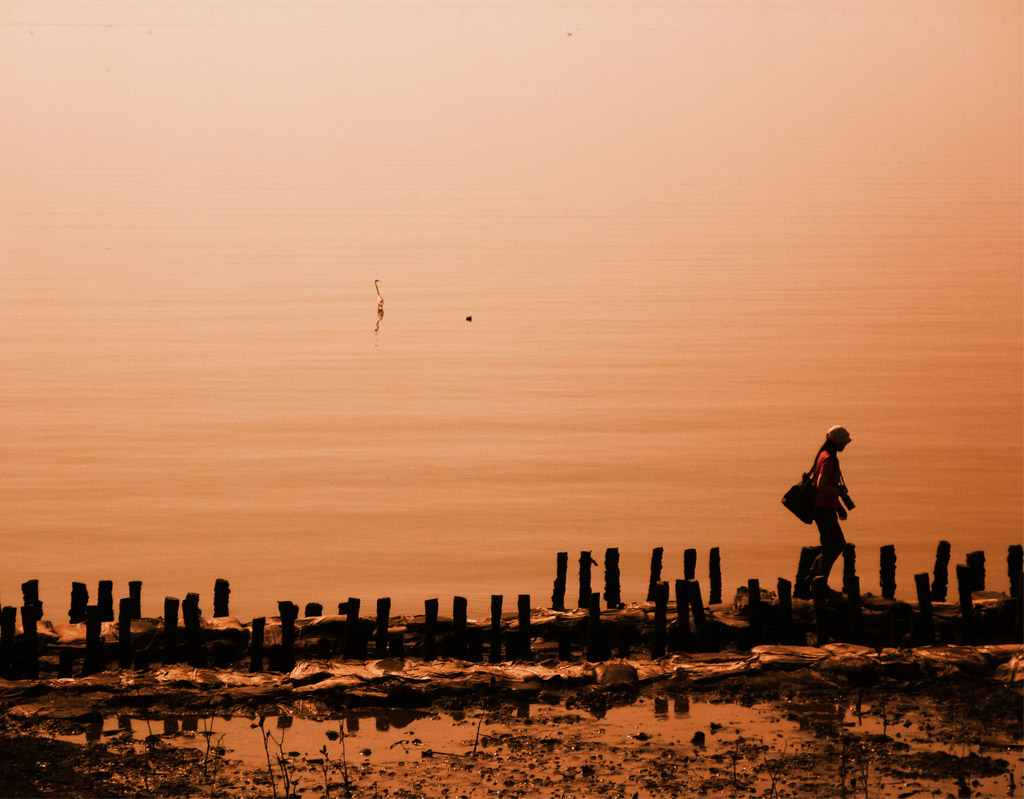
[466,316,472,322]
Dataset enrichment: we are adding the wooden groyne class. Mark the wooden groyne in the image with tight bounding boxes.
[0,543,1021,682]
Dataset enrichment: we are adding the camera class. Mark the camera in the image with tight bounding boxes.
[840,493,855,510]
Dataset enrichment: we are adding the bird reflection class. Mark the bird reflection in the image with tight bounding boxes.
[375,306,383,334]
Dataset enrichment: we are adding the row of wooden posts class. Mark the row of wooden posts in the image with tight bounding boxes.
[2,543,1021,680]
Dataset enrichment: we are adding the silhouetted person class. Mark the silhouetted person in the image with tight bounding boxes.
[810,425,853,589]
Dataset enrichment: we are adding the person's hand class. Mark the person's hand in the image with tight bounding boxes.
[837,506,848,521]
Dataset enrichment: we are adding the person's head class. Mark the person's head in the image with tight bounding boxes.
[826,425,852,453]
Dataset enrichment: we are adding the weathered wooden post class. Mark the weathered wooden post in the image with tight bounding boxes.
[842,544,857,580]
[0,607,16,679]
[343,598,363,660]
[586,592,602,662]
[452,596,468,659]
[965,551,985,592]
[489,595,503,663]
[250,617,265,672]
[118,597,133,670]
[1009,545,1023,597]
[162,597,179,664]
[552,552,568,611]
[375,598,390,659]
[777,578,793,644]
[812,576,829,645]
[83,604,103,676]
[278,601,298,671]
[304,603,323,617]
[98,580,114,622]
[931,540,951,602]
[747,579,762,646]
[652,581,669,659]
[955,565,975,645]
[19,604,40,679]
[604,548,621,609]
[21,580,42,618]
[70,582,89,624]
[846,575,862,641]
[647,547,664,602]
[913,573,935,645]
[517,594,532,660]
[578,551,595,609]
[213,579,230,618]
[182,593,204,668]
[128,581,142,619]
[880,545,897,600]
[423,599,438,661]
[674,579,691,651]
[683,549,697,581]
[709,547,722,605]
[794,547,820,600]
[688,580,708,651]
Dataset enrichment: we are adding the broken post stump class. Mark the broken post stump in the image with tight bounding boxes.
[586,592,602,662]
[747,579,762,645]
[812,576,829,645]
[683,548,697,581]
[956,565,975,645]
[277,601,298,672]
[213,579,230,618]
[423,599,438,661]
[249,617,265,672]
[794,546,820,600]
[709,547,722,605]
[965,551,986,593]
[163,597,179,664]
[182,593,204,668]
[1009,545,1023,598]
[21,580,42,619]
[552,552,568,611]
[652,581,669,659]
[846,575,862,641]
[118,597,133,670]
[604,548,621,609]
[913,573,935,645]
[304,603,323,618]
[83,604,103,676]
[21,603,41,679]
[843,544,857,578]
[880,545,897,600]
[517,594,532,660]
[931,541,951,602]
[688,580,708,651]
[0,607,16,679]
[777,578,793,644]
[453,596,468,659]
[343,597,363,660]
[70,582,89,624]
[375,598,391,659]
[674,578,691,651]
[647,547,664,602]
[98,580,114,622]
[489,595,503,663]
[578,551,595,609]
[128,581,142,619]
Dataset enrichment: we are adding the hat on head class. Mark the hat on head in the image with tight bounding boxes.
[827,425,852,446]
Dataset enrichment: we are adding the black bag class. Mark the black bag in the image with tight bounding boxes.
[782,451,823,524]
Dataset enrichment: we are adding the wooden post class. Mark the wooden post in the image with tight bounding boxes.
[118,597,133,670]
[1009,545,1023,597]
[688,580,708,651]
[652,581,668,659]
[747,579,762,646]
[647,547,664,602]
[603,548,621,609]
[578,551,594,609]
[19,604,40,679]
[777,578,793,644]
[812,576,829,645]
[278,601,298,671]
[423,599,438,661]
[956,565,975,645]
[913,573,934,645]
[709,547,722,605]
[213,579,230,618]
[846,575,862,641]
[375,598,390,659]
[250,617,265,672]
[586,592,602,662]
[343,597,362,660]
[683,548,697,581]
[517,594,532,660]
[128,581,142,619]
[162,597,179,664]
[931,540,951,602]
[453,596,468,659]
[83,604,103,676]
[558,627,572,661]
[674,579,691,651]
[489,595,503,663]
[21,580,42,618]
[842,544,857,579]
[304,603,323,617]
[98,580,114,622]
[182,593,204,668]
[70,582,89,624]
[58,651,75,678]
[552,552,568,611]
[880,545,897,600]
[965,551,986,592]
[794,546,820,600]
[0,607,16,679]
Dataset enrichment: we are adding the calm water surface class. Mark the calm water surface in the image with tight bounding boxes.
[1,1,1021,620]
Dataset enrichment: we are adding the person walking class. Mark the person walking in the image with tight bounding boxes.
[809,425,853,589]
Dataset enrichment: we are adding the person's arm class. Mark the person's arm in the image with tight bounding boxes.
[814,457,847,496]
